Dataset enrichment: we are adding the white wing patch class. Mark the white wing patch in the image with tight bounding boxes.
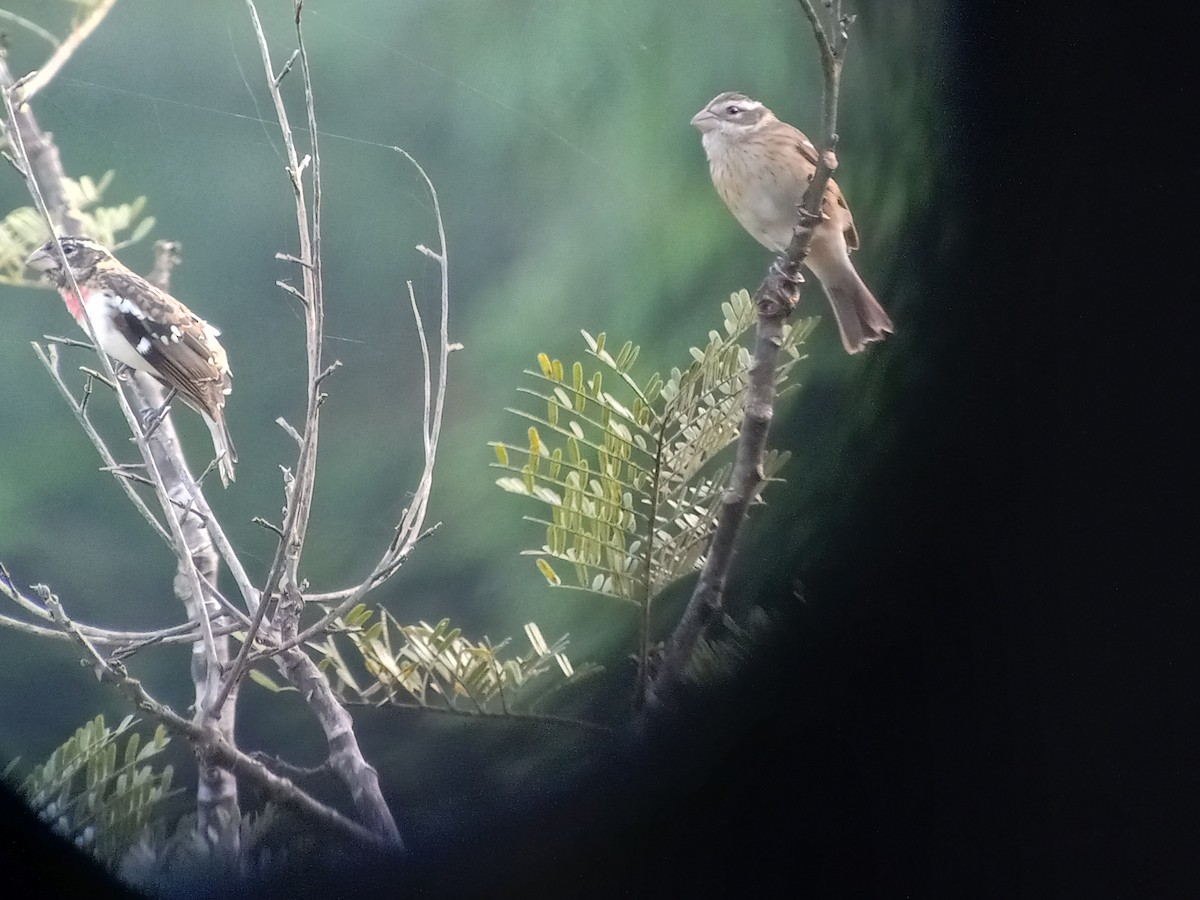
[81,290,156,374]
[115,295,147,319]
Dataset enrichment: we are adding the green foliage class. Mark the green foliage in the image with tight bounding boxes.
[14,714,176,868]
[684,607,773,685]
[119,804,303,892]
[297,606,578,713]
[0,171,155,285]
[493,290,815,608]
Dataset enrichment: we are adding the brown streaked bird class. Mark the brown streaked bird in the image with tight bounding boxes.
[692,91,893,353]
[26,237,236,486]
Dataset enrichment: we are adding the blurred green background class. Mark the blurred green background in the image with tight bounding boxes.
[0,0,951,847]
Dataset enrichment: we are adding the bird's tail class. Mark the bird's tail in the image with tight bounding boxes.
[204,414,237,487]
[820,265,894,355]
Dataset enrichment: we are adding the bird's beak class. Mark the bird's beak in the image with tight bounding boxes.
[690,108,717,132]
[25,245,57,273]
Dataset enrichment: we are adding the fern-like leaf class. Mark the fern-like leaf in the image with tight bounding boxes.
[0,172,154,285]
[15,714,176,867]
[492,290,815,611]
[300,607,576,713]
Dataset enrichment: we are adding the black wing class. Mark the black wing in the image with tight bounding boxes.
[94,270,232,418]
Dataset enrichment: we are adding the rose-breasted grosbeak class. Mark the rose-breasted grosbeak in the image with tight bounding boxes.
[26,236,237,486]
[692,91,894,353]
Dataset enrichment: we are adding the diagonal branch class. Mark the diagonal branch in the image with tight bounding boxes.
[31,341,171,544]
[0,12,59,49]
[642,1,853,718]
[10,0,118,105]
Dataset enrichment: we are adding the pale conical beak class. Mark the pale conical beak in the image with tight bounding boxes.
[25,245,57,273]
[690,108,717,132]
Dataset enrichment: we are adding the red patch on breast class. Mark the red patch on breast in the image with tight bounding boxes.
[59,286,88,324]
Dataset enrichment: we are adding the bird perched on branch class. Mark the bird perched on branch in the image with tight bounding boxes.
[26,236,237,486]
[692,91,893,353]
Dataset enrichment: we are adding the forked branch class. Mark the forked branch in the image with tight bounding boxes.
[40,586,386,848]
[261,146,452,657]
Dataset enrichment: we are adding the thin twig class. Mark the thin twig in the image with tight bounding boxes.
[12,0,119,105]
[250,751,330,780]
[31,342,170,544]
[77,366,115,390]
[274,279,308,304]
[0,10,61,48]
[252,517,286,539]
[276,416,303,444]
[43,334,94,349]
[0,563,236,645]
[272,49,300,87]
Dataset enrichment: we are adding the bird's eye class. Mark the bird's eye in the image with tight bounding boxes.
[63,243,77,257]
[725,105,741,116]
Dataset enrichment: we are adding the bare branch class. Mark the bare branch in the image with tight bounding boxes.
[0,561,231,646]
[240,0,323,640]
[103,466,154,487]
[41,588,387,848]
[12,0,119,105]
[267,147,452,654]
[273,49,300,88]
[276,416,303,444]
[274,642,404,847]
[0,11,61,48]
[148,239,182,288]
[42,334,94,349]
[252,517,286,539]
[274,279,308,304]
[229,3,402,847]
[314,359,342,388]
[250,751,330,780]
